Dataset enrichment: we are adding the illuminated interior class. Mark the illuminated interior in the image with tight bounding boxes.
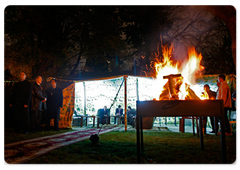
[74,75,226,119]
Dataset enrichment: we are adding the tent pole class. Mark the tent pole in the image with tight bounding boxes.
[124,76,128,131]
[136,78,139,101]
[83,82,86,116]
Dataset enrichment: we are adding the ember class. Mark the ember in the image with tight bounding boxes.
[153,45,204,100]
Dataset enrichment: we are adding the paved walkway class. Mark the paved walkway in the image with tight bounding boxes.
[5,125,120,164]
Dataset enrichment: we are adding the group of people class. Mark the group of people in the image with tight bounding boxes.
[9,72,234,134]
[202,74,234,135]
[10,72,63,134]
[98,105,136,125]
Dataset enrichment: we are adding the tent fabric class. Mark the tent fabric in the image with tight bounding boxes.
[50,83,75,128]
[75,77,125,116]
[74,76,156,117]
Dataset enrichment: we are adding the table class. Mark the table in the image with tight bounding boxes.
[136,100,227,163]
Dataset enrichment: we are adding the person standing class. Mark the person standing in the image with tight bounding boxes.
[10,72,32,134]
[45,78,63,131]
[30,76,46,132]
[203,84,217,133]
[216,74,232,134]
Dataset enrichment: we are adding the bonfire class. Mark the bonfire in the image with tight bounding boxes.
[152,44,205,100]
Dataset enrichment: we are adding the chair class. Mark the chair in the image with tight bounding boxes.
[179,116,199,137]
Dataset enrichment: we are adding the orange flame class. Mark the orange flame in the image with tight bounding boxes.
[181,47,204,85]
[152,45,179,97]
[153,45,204,100]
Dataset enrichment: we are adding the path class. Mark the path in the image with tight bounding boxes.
[5,125,120,164]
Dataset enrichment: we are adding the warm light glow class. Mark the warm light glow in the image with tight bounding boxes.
[153,45,180,97]
[153,45,204,100]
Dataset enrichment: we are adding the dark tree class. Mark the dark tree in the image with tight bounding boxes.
[5,6,127,78]
[119,6,171,75]
[4,6,236,80]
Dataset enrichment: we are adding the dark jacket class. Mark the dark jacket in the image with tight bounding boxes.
[98,108,110,124]
[11,80,32,108]
[98,108,110,117]
[46,87,63,119]
[42,90,47,111]
[115,108,123,116]
[127,109,136,117]
[127,109,136,123]
[31,82,45,111]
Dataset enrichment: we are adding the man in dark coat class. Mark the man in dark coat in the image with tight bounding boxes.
[10,72,32,134]
[98,106,110,124]
[45,78,63,131]
[30,76,46,132]
[114,105,123,124]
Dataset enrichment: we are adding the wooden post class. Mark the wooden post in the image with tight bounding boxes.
[220,116,227,163]
[140,117,144,151]
[80,117,83,127]
[136,78,139,130]
[124,76,128,131]
[78,117,81,127]
[136,78,139,101]
[83,82,86,116]
[93,116,95,127]
[192,117,195,136]
[199,117,204,150]
[179,118,182,132]
[196,117,199,138]
[181,118,185,133]
[136,115,140,163]
[215,117,218,136]
[97,117,100,128]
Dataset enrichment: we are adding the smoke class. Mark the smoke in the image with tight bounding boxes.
[172,40,188,63]
[161,6,216,58]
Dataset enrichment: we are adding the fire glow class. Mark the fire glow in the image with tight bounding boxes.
[152,45,205,100]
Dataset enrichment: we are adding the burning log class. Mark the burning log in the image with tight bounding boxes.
[185,84,200,100]
[159,74,200,100]
[159,82,170,100]
[163,74,182,99]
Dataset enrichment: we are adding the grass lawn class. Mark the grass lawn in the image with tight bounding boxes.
[25,131,236,164]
